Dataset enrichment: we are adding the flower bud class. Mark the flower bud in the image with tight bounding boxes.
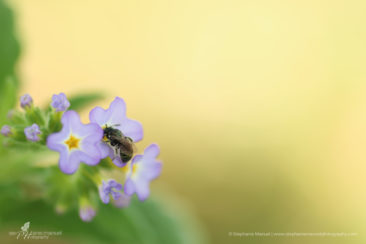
[20,94,33,109]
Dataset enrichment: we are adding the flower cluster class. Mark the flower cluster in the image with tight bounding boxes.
[1,93,162,222]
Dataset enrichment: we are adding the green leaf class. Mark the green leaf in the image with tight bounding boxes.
[0,0,20,88]
[0,197,207,244]
[0,0,20,154]
[0,77,17,125]
[68,93,105,111]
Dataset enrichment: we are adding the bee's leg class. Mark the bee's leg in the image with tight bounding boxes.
[114,147,120,158]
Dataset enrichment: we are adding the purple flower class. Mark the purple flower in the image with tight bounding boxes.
[113,192,131,208]
[7,110,14,119]
[1,125,12,137]
[51,92,70,112]
[79,206,96,222]
[124,144,162,201]
[99,179,123,204]
[89,97,143,167]
[47,110,103,174]
[20,94,33,109]
[24,124,41,142]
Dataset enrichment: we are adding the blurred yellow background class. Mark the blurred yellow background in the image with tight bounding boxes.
[9,0,366,243]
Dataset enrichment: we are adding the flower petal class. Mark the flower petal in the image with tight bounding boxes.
[124,178,135,196]
[140,161,163,180]
[143,144,160,159]
[135,180,150,201]
[111,191,122,200]
[99,185,110,204]
[96,142,112,158]
[112,156,125,167]
[59,151,81,174]
[89,106,110,127]
[106,97,126,125]
[131,154,143,164]
[108,179,122,190]
[118,118,143,142]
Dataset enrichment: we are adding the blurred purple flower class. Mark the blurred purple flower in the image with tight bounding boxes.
[79,206,96,222]
[20,94,33,109]
[47,110,103,174]
[89,97,143,167]
[7,110,14,119]
[51,92,70,112]
[113,192,131,208]
[99,179,123,204]
[24,124,41,142]
[1,125,12,137]
[124,144,162,201]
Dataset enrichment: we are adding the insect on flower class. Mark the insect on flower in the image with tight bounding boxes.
[89,97,143,167]
[103,125,135,163]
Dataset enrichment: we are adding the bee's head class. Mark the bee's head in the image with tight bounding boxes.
[103,125,113,141]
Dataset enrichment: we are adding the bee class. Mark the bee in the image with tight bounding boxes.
[103,125,134,163]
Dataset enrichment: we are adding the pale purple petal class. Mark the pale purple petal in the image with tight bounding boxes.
[89,97,127,126]
[61,110,83,134]
[97,142,112,158]
[124,178,135,196]
[140,161,163,180]
[112,156,125,167]
[135,180,150,201]
[117,118,143,142]
[60,151,81,174]
[89,106,109,126]
[131,155,143,164]
[76,150,100,166]
[143,144,160,159]
[106,97,127,125]
[124,144,162,201]
[89,97,143,143]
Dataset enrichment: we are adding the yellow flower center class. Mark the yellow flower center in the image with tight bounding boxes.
[132,164,138,174]
[65,135,80,150]
[122,162,138,176]
[122,163,130,173]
